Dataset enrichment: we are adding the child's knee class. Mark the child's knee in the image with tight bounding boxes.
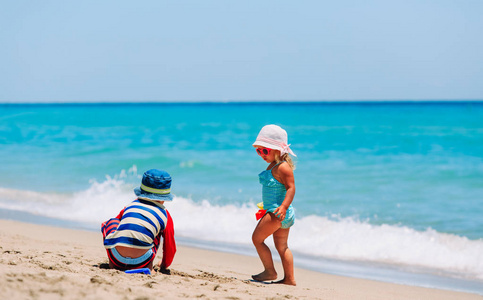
[251,234,260,245]
[275,242,289,253]
[252,233,265,245]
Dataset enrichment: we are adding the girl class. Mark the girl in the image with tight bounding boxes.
[252,124,297,286]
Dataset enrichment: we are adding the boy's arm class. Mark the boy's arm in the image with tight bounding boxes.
[115,207,126,220]
[160,209,176,269]
[101,207,126,239]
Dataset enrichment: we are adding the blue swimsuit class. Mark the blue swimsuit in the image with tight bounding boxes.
[259,162,295,229]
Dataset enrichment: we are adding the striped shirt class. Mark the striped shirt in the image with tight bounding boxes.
[104,199,168,250]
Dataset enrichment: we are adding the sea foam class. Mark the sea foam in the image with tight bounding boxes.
[0,175,482,281]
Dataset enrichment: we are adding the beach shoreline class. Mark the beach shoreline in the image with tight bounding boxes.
[0,219,481,300]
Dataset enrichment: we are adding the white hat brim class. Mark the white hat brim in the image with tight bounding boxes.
[252,141,282,152]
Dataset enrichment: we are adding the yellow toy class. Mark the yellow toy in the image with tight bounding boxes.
[255,202,267,220]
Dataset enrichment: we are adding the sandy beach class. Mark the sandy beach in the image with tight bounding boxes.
[0,219,480,300]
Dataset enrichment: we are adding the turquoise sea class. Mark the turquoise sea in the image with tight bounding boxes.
[1,102,482,294]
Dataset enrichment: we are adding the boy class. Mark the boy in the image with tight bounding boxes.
[101,169,176,272]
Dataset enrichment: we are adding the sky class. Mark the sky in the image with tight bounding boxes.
[1,0,483,103]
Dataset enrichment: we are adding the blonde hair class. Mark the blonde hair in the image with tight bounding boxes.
[275,151,296,170]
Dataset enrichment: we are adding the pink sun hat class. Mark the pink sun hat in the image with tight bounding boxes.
[252,125,296,156]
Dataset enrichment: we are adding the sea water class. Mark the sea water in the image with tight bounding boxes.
[1,102,482,294]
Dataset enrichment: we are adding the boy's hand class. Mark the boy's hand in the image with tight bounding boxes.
[159,267,171,275]
[155,261,171,275]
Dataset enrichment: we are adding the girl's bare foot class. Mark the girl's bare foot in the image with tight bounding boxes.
[273,278,297,286]
[251,270,277,282]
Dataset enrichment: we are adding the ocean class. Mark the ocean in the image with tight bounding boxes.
[1,102,482,294]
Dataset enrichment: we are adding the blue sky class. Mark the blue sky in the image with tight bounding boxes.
[1,1,482,102]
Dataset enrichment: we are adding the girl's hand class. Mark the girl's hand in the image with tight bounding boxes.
[274,206,287,221]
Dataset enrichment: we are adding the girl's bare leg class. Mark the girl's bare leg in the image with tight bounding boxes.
[273,227,296,285]
[251,213,281,282]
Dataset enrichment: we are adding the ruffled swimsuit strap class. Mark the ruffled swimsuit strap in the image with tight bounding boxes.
[268,162,282,171]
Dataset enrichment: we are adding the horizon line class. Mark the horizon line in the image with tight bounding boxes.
[1,99,483,105]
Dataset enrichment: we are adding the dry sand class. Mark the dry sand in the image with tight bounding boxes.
[0,219,481,300]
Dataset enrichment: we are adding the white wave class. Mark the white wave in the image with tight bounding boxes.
[0,174,134,225]
[290,216,483,280]
[169,197,257,245]
[170,197,483,280]
[1,175,482,281]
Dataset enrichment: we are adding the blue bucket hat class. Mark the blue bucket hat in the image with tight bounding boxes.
[134,169,173,201]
